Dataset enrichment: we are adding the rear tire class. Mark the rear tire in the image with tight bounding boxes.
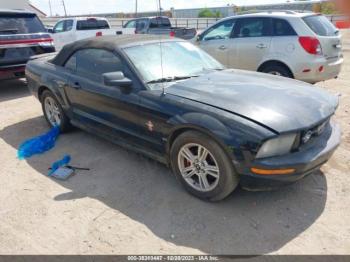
[170,131,239,201]
[262,64,293,78]
[41,90,71,132]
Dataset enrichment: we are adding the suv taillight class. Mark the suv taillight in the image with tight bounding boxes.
[96,32,102,37]
[299,36,322,55]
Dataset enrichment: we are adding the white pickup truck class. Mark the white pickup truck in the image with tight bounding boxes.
[49,17,134,50]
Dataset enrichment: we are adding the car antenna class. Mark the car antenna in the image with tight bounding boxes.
[159,36,166,96]
[156,0,166,96]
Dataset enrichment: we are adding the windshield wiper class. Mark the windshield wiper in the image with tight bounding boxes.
[147,75,198,84]
[0,29,19,34]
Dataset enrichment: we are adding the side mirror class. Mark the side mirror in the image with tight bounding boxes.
[48,28,54,34]
[103,71,133,92]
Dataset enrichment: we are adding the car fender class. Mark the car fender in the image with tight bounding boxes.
[166,112,241,160]
[40,70,69,110]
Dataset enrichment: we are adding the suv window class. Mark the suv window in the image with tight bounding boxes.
[149,17,171,28]
[202,19,236,41]
[273,18,297,36]
[124,20,136,28]
[303,15,338,36]
[54,20,73,33]
[136,19,147,31]
[65,20,73,31]
[53,21,65,33]
[235,18,271,38]
[65,49,124,83]
[0,13,45,34]
[76,19,110,30]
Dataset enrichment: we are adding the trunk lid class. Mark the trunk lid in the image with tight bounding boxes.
[303,14,343,61]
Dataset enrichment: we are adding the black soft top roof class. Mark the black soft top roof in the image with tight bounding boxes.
[51,34,180,66]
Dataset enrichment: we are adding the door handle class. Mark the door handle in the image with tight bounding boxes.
[256,43,267,49]
[72,82,81,90]
[219,45,227,50]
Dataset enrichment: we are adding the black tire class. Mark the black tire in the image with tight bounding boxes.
[41,90,71,132]
[262,64,293,78]
[170,131,239,201]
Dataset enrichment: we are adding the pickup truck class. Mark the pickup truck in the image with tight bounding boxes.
[49,17,134,50]
[0,9,55,80]
[123,16,197,40]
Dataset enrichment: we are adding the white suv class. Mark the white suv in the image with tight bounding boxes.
[195,11,343,83]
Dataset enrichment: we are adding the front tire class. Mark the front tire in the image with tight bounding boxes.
[41,90,71,132]
[170,131,239,201]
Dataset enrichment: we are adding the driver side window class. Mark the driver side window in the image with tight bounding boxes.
[64,49,124,83]
[202,19,236,41]
[53,21,65,33]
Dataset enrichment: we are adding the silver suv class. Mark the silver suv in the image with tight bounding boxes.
[195,11,343,83]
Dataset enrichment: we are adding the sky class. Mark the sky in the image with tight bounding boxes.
[30,0,294,16]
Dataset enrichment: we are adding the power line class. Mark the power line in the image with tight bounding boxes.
[48,0,52,17]
[61,0,67,17]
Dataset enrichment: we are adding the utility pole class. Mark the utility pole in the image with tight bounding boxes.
[135,0,138,17]
[62,0,67,17]
[158,0,162,16]
[48,0,52,17]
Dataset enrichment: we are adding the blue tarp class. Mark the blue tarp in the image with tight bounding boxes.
[48,155,71,176]
[17,126,60,160]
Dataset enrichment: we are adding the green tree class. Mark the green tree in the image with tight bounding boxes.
[198,8,221,18]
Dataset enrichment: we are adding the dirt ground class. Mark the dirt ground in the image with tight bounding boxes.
[0,32,350,255]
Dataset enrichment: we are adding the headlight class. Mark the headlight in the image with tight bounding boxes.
[256,133,297,159]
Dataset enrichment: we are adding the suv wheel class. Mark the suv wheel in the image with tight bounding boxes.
[262,64,293,78]
[41,90,71,132]
[170,131,239,201]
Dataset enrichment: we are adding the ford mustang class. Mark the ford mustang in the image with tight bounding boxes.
[26,35,341,201]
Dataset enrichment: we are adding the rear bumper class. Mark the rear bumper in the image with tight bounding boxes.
[239,121,341,191]
[295,56,343,83]
[0,64,26,80]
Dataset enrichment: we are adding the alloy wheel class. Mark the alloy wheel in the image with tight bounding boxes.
[177,143,220,192]
[44,96,61,126]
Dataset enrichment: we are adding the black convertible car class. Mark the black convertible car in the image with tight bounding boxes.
[26,35,341,201]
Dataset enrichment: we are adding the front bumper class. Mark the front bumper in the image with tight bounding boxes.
[239,121,341,191]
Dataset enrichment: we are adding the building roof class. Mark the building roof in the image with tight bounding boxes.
[0,8,35,14]
[28,3,47,17]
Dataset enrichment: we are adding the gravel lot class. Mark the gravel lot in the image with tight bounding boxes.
[0,31,349,255]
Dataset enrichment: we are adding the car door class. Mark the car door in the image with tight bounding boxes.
[63,48,145,145]
[197,19,236,67]
[229,17,272,70]
[52,20,65,49]
[52,19,74,50]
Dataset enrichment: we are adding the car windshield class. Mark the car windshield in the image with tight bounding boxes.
[0,13,45,34]
[123,41,224,85]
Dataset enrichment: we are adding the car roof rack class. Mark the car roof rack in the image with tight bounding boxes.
[236,10,313,15]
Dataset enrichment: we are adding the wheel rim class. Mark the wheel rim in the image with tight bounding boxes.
[177,143,220,192]
[44,96,61,126]
[268,71,282,76]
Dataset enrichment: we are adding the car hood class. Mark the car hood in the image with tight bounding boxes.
[166,69,339,133]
